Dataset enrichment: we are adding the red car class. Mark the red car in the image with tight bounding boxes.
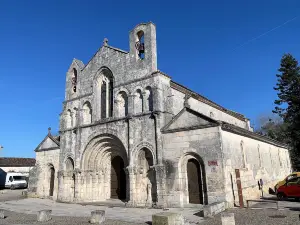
[277,176,300,200]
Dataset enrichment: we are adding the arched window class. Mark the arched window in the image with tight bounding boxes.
[65,157,74,171]
[240,141,246,168]
[117,91,128,117]
[82,102,92,124]
[66,109,72,128]
[72,68,77,93]
[269,147,273,166]
[94,68,113,119]
[136,30,145,59]
[145,86,153,111]
[134,89,143,114]
[210,112,214,118]
[278,149,282,167]
[73,107,77,127]
[257,144,262,168]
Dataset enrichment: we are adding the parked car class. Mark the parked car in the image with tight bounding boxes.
[5,173,27,189]
[277,176,300,200]
[274,172,300,193]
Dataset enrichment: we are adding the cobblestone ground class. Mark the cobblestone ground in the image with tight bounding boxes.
[201,208,300,225]
[0,209,147,225]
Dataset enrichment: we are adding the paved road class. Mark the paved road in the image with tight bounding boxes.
[0,189,25,202]
[0,198,204,224]
[0,191,299,224]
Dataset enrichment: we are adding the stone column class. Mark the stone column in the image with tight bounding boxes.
[153,164,167,208]
[57,171,64,201]
[128,94,135,116]
[106,80,109,118]
[113,99,120,118]
[125,166,137,207]
[74,171,81,202]
[94,82,101,121]
[142,92,148,112]
[153,86,164,113]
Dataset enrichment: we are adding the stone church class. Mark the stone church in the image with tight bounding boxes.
[31,22,291,209]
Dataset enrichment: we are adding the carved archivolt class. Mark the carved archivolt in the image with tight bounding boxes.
[131,141,156,165]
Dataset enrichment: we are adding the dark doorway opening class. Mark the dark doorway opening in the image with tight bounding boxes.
[111,156,126,200]
[49,167,55,197]
[187,158,203,204]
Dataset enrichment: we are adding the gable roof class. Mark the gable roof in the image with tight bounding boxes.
[170,81,247,121]
[0,158,36,167]
[34,130,60,152]
[221,122,288,148]
[73,58,85,70]
[81,44,128,72]
[161,107,220,133]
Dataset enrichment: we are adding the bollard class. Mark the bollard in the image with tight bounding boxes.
[0,209,4,219]
[221,213,235,225]
[22,191,28,197]
[37,210,52,222]
[90,210,105,224]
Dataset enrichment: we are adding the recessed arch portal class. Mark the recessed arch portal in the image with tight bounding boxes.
[178,153,207,205]
[81,134,128,201]
[48,164,55,197]
[136,147,157,204]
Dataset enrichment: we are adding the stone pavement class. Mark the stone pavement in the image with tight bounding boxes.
[0,198,205,224]
[201,207,300,225]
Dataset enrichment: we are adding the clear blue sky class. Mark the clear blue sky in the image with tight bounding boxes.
[0,1,299,158]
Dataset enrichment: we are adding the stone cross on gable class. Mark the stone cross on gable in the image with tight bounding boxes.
[103,38,108,46]
[184,94,190,107]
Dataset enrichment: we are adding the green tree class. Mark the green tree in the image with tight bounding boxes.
[255,114,289,144]
[273,53,300,169]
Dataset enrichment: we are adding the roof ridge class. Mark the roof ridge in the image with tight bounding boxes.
[170,80,246,121]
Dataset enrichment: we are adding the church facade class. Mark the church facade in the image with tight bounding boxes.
[32,22,291,208]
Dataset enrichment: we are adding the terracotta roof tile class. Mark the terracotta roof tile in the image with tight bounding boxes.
[0,158,36,167]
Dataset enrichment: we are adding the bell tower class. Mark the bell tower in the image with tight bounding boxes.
[129,22,157,72]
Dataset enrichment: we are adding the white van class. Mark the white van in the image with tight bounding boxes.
[5,173,27,189]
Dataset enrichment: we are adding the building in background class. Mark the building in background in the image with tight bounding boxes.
[0,157,36,176]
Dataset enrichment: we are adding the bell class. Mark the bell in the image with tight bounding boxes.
[139,43,145,54]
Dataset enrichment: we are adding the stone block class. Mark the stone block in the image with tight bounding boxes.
[0,209,4,219]
[37,210,52,222]
[22,191,28,197]
[221,213,235,225]
[152,212,184,225]
[90,210,105,224]
[203,202,226,217]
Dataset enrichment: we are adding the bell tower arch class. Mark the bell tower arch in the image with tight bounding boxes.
[129,22,157,72]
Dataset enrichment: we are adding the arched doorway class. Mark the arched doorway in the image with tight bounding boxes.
[111,156,126,200]
[136,148,157,205]
[65,157,75,201]
[187,158,203,204]
[49,166,55,197]
[179,153,207,206]
[81,133,129,202]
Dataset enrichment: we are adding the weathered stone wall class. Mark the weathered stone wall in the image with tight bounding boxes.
[170,88,248,130]
[162,127,224,207]
[221,130,291,207]
[35,149,60,200]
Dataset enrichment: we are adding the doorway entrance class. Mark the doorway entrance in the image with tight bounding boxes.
[187,158,203,204]
[49,166,55,197]
[110,156,126,200]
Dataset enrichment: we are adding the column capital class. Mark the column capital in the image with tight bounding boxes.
[125,165,138,175]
